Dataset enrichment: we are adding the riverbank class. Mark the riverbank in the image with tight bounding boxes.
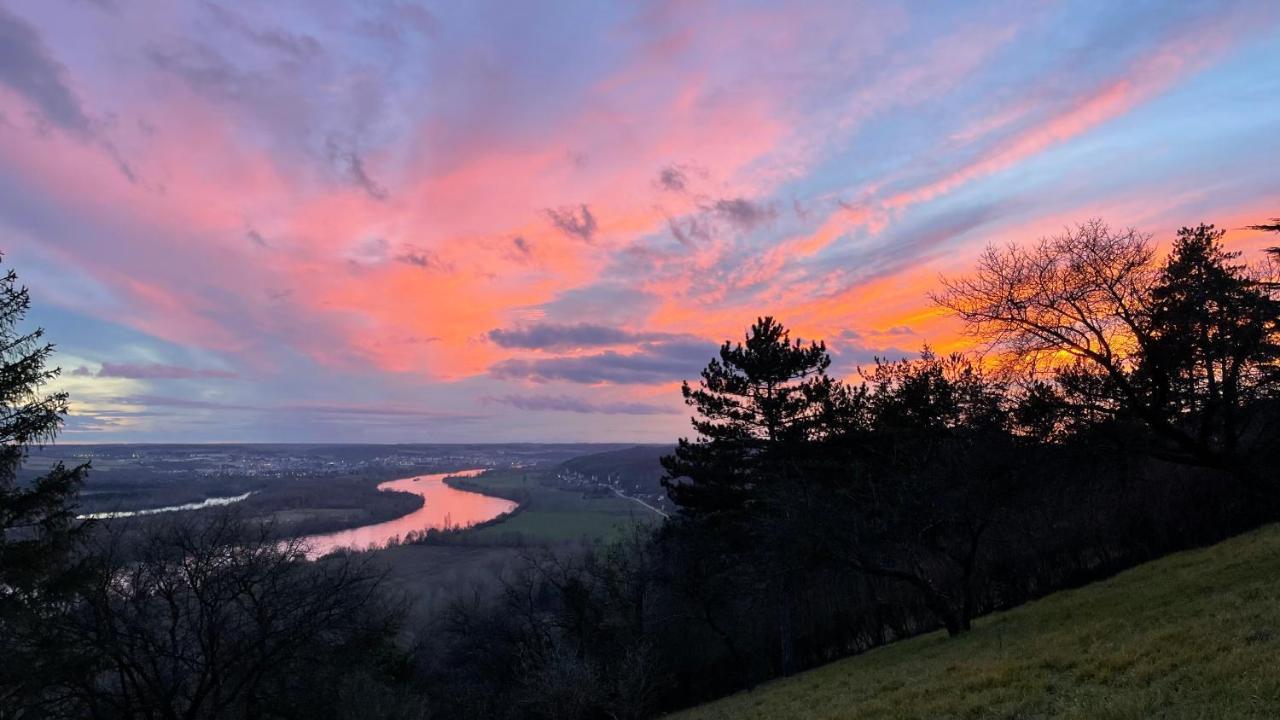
[437,467,658,545]
[82,465,498,543]
[301,469,514,558]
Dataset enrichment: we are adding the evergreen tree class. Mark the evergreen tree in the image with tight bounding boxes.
[1142,225,1280,471]
[1253,216,1280,277]
[0,258,90,715]
[1249,217,1280,235]
[660,317,858,675]
[660,317,852,520]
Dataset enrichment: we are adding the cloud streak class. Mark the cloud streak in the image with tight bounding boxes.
[490,340,714,384]
[482,393,673,415]
[74,362,238,380]
[488,323,685,351]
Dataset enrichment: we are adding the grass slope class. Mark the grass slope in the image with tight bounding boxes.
[672,525,1280,719]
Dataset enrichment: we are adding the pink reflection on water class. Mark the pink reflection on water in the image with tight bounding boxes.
[302,469,516,558]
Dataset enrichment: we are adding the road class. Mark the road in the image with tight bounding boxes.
[611,487,670,518]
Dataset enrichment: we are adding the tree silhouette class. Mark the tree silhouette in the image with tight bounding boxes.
[1141,225,1280,475]
[832,351,1019,636]
[1253,216,1280,271]
[935,219,1280,478]
[0,258,91,715]
[661,316,854,519]
[1249,217,1280,234]
[660,317,857,674]
[70,515,409,719]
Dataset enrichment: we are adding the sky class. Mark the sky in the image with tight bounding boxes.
[2,0,1279,443]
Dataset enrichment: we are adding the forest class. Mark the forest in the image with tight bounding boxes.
[4,218,1280,719]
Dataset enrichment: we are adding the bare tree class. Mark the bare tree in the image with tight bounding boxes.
[934,219,1157,377]
[934,219,1280,476]
[65,513,409,720]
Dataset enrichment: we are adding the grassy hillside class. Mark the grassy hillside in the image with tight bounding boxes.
[672,525,1280,720]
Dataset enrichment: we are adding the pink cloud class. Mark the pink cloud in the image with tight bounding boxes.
[3,0,1276,439]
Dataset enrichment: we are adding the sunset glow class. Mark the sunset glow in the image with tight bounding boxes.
[4,0,1279,441]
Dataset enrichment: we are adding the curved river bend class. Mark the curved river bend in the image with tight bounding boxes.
[301,469,516,559]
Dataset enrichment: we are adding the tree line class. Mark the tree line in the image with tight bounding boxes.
[3,219,1279,718]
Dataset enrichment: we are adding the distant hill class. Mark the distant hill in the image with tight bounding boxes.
[671,524,1280,719]
[557,445,673,507]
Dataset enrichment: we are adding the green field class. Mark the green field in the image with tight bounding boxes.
[362,469,661,623]
[672,524,1280,720]
[450,468,660,544]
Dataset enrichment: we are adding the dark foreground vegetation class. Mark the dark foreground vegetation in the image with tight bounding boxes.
[673,523,1280,719]
[4,218,1280,719]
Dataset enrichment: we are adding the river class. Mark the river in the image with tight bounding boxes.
[300,469,517,559]
[77,491,255,520]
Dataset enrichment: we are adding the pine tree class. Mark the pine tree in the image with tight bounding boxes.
[1253,216,1280,272]
[660,317,858,674]
[1248,217,1280,234]
[0,258,91,714]
[1143,225,1280,469]
[660,317,853,519]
